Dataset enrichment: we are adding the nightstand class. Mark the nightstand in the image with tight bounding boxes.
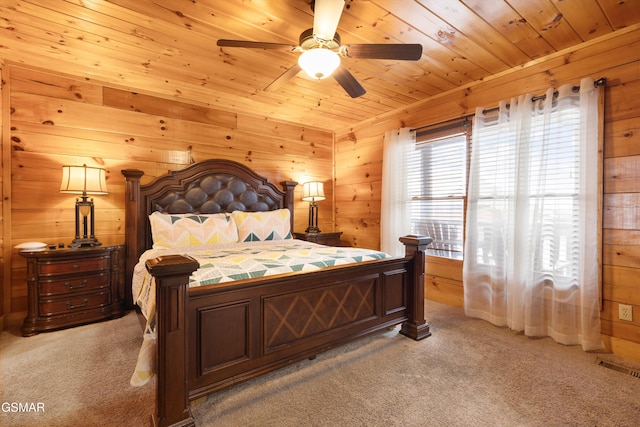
[20,245,126,336]
[294,231,343,246]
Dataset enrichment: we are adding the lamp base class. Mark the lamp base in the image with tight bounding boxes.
[70,237,102,248]
[71,197,102,249]
[306,200,321,234]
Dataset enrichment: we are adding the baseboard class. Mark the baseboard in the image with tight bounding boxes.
[602,335,640,363]
[3,311,26,329]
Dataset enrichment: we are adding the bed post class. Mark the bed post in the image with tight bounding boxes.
[398,235,433,340]
[147,255,199,427]
[280,180,297,231]
[121,169,145,309]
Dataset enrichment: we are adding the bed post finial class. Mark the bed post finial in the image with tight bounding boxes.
[398,235,433,340]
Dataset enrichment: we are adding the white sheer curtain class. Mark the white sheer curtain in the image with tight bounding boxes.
[380,128,415,257]
[463,77,603,351]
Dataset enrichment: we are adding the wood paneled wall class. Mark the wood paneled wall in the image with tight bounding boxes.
[1,64,334,324]
[335,25,640,360]
[1,59,5,328]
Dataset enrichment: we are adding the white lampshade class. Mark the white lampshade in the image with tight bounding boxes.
[298,48,341,80]
[60,165,108,195]
[302,181,326,202]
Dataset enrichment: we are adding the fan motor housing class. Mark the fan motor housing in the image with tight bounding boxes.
[299,28,341,50]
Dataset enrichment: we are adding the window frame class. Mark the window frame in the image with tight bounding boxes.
[409,118,472,259]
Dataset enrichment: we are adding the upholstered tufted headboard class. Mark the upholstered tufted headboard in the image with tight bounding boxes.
[121,159,297,304]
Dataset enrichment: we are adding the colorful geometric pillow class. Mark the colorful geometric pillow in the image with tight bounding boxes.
[231,209,292,242]
[149,212,238,249]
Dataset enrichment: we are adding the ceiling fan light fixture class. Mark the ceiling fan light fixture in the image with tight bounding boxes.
[218,0,418,98]
[298,48,340,80]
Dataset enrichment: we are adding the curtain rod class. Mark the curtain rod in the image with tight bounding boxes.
[410,77,606,133]
[481,77,606,115]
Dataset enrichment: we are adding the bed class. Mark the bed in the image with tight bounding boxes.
[121,159,432,427]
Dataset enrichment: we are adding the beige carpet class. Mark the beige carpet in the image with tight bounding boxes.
[1,300,639,426]
[0,310,155,426]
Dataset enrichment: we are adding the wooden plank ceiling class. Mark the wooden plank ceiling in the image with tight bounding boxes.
[1,0,639,132]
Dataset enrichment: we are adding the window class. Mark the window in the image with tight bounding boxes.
[462,79,604,350]
[468,96,585,286]
[407,119,471,258]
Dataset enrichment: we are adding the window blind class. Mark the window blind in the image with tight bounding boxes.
[471,96,582,283]
[408,119,470,255]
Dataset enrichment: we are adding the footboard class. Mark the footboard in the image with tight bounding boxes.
[148,235,431,427]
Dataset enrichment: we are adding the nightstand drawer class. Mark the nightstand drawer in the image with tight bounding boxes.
[39,290,111,317]
[20,245,125,336]
[40,273,110,297]
[38,256,110,276]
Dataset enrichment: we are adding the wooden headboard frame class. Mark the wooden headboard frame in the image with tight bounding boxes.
[121,159,297,305]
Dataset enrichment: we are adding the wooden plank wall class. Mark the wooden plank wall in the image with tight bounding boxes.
[335,25,640,360]
[1,61,5,328]
[1,64,334,324]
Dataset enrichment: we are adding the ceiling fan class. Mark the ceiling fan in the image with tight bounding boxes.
[216,0,423,98]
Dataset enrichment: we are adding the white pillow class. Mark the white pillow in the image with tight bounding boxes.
[149,212,238,249]
[231,209,292,242]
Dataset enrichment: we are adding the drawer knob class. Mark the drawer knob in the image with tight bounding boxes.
[72,264,80,270]
[65,280,88,290]
[66,299,88,310]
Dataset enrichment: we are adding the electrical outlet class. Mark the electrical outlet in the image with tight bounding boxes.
[619,304,633,322]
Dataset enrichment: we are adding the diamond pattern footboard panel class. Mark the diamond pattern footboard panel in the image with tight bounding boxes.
[189,261,410,396]
[264,276,377,352]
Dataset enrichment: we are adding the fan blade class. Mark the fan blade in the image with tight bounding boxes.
[313,0,345,41]
[341,44,423,60]
[217,39,296,51]
[333,66,366,98]
[264,64,302,92]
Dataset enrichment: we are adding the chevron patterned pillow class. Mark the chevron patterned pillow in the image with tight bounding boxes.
[149,212,238,249]
[231,209,292,242]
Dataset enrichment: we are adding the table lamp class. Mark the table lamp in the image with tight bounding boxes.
[60,164,108,248]
[302,181,325,233]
